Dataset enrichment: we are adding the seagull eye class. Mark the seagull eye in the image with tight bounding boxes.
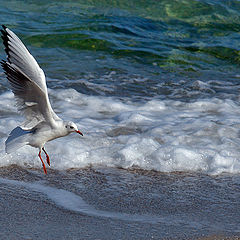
[65,126,67,128]
[70,126,74,129]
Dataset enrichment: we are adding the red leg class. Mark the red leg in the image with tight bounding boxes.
[42,147,50,166]
[38,150,47,174]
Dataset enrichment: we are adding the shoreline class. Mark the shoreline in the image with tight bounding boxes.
[0,165,239,239]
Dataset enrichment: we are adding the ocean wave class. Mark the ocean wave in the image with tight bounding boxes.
[1,89,240,175]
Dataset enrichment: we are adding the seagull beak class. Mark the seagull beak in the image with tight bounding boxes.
[75,130,83,136]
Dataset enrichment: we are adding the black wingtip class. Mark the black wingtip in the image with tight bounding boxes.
[1,25,11,63]
[1,59,6,64]
[1,25,7,40]
[1,60,9,75]
[1,25,7,37]
[1,60,6,67]
[1,25,8,42]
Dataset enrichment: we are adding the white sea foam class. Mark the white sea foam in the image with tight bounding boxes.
[1,89,240,175]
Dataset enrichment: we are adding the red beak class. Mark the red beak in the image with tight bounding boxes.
[75,130,83,136]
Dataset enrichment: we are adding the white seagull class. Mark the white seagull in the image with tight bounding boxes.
[1,25,83,174]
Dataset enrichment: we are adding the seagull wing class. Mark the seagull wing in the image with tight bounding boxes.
[1,25,61,128]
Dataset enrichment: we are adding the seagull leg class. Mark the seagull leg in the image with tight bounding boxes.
[38,150,47,174]
[42,147,50,166]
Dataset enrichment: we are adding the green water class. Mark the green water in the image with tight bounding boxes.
[1,3,240,238]
[1,0,240,100]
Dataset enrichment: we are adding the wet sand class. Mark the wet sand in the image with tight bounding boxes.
[0,165,239,239]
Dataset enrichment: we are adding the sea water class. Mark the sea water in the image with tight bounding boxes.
[0,1,240,239]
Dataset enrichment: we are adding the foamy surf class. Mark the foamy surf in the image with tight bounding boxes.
[1,89,240,175]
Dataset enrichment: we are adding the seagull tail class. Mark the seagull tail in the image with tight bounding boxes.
[5,126,31,153]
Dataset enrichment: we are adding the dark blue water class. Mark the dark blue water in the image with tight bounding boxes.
[1,0,240,101]
[1,1,240,239]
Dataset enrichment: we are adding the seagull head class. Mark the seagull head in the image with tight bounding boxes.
[64,121,83,136]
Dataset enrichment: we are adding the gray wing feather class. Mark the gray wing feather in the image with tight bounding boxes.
[1,25,61,127]
[5,126,31,153]
[1,61,49,123]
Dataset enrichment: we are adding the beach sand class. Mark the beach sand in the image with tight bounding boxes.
[0,165,239,239]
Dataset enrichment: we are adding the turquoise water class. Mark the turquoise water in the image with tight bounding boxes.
[1,1,240,239]
[1,0,240,100]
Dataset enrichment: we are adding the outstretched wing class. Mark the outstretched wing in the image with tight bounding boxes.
[1,25,60,128]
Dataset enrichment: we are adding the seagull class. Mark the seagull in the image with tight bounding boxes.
[1,25,83,174]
